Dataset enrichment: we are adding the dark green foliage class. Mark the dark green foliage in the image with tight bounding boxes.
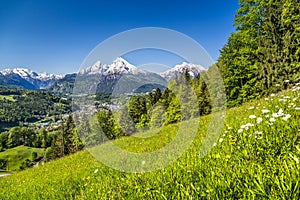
[31,151,37,161]
[122,72,212,129]
[0,158,7,170]
[0,87,71,128]
[218,0,300,106]
[50,115,84,158]
[0,132,9,151]
[257,0,300,94]
[128,95,147,124]
[95,110,121,140]
[118,106,137,135]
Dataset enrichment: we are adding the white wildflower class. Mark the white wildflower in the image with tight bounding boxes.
[262,109,270,114]
[94,168,99,174]
[249,115,256,119]
[141,160,146,165]
[282,114,291,121]
[278,109,284,116]
[295,107,300,111]
[255,131,263,135]
[270,117,276,122]
[257,117,263,124]
[219,138,224,143]
[270,93,276,97]
[238,129,243,133]
[248,106,255,110]
[246,123,254,127]
[268,122,274,126]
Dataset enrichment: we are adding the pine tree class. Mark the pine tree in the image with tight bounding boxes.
[218,0,261,106]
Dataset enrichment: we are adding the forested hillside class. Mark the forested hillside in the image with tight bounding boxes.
[218,0,300,107]
[0,86,71,130]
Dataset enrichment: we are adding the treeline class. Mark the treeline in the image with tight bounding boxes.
[218,0,300,107]
[77,71,212,146]
[0,115,83,169]
[0,87,71,131]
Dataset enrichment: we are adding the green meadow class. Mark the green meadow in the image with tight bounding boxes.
[0,146,44,171]
[0,87,299,199]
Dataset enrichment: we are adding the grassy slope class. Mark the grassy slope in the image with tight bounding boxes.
[0,88,299,199]
[0,146,44,171]
[0,94,15,101]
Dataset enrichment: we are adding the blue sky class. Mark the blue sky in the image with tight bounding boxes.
[0,0,239,74]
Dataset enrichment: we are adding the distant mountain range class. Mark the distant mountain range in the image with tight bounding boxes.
[0,58,205,94]
[0,68,63,90]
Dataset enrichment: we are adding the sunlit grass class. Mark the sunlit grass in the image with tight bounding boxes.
[0,146,44,171]
[0,87,299,199]
[0,94,15,102]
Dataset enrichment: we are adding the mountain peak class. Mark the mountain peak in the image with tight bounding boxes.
[105,57,142,75]
[0,67,63,89]
[160,62,205,81]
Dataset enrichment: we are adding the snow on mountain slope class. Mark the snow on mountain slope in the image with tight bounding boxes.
[160,62,206,81]
[104,57,145,75]
[0,58,206,91]
[0,68,63,89]
[80,57,145,76]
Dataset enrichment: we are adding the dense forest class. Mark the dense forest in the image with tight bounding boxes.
[217,0,299,107]
[0,86,71,131]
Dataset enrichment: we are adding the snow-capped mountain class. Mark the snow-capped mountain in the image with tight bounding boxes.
[80,58,204,80]
[79,57,145,76]
[0,68,63,89]
[78,61,107,75]
[160,62,206,81]
[105,57,145,75]
[0,58,206,93]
